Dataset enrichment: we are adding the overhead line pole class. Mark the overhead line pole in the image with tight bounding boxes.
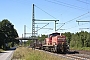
[32,4,36,42]
[24,25,26,37]
[76,20,90,31]
[35,19,59,21]
[32,4,59,43]
[79,28,90,29]
[35,23,49,24]
[35,19,59,31]
[76,20,90,22]
[76,20,90,25]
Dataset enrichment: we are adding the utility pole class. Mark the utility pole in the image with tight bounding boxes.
[24,25,26,37]
[35,19,59,32]
[55,21,56,31]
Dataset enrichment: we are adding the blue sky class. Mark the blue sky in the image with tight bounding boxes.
[0,0,90,37]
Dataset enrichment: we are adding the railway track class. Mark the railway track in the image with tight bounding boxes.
[36,49,90,60]
[65,54,90,60]
[50,52,90,60]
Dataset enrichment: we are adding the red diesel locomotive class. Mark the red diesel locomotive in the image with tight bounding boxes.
[42,32,69,53]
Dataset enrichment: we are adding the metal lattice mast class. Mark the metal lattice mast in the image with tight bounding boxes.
[32,4,59,39]
[32,4,35,39]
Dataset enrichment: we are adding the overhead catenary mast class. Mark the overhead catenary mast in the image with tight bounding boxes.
[32,4,59,38]
[32,4,35,40]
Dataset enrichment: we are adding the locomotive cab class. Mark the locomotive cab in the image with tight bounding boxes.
[43,32,68,53]
[51,32,68,53]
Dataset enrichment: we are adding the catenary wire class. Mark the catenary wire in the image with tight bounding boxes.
[56,12,90,31]
[34,4,57,19]
[76,0,90,4]
[53,0,86,10]
[65,23,89,30]
[45,0,87,11]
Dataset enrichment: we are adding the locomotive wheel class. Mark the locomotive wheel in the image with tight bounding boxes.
[53,45,57,53]
[48,47,51,52]
[57,48,61,53]
[57,44,62,53]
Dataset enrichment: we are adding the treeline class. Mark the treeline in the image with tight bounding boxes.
[26,31,90,49]
[0,19,19,50]
[37,31,90,49]
[37,32,90,48]
[62,31,90,48]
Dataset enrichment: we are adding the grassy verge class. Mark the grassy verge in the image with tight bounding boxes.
[12,47,68,60]
[0,49,4,52]
[70,47,90,51]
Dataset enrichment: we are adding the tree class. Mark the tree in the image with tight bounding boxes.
[38,34,48,41]
[70,34,76,47]
[62,32,72,44]
[0,19,19,49]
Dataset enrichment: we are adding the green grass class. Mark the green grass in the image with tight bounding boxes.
[12,47,68,60]
[70,47,90,51]
[0,49,4,52]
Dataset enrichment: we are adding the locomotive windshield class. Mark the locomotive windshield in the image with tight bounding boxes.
[49,32,60,37]
[52,33,60,36]
[49,34,52,37]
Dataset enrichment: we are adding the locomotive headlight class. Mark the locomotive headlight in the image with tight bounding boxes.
[58,38,60,40]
